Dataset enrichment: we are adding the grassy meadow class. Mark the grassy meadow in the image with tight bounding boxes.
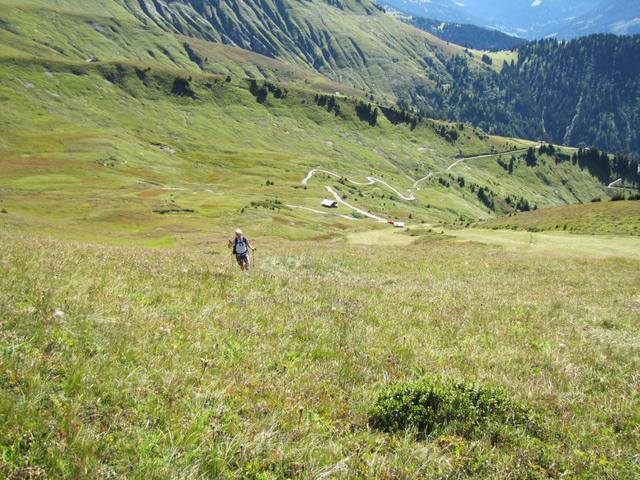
[1,225,639,478]
[1,3,639,477]
[480,200,640,236]
[0,57,608,247]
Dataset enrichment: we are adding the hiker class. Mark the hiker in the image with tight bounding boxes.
[228,229,255,271]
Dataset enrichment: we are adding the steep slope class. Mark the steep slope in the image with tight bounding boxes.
[178,36,365,96]
[509,36,640,152]
[432,35,640,156]
[0,0,200,70]
[2,1,638,161]
[102,2,640,155]
[0,0,487,108]
[115,0,480,102]
[0,0,364,96]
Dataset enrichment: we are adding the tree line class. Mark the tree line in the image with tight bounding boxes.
[420,34,640,158]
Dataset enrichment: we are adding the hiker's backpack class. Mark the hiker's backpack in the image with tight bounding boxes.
[233,236,249,255]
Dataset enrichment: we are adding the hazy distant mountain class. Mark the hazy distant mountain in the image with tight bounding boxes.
[403,16,528,51]
[560,0,640,38]
[460,0,601,38]
[377,0,481,24]
[381,0,640,39]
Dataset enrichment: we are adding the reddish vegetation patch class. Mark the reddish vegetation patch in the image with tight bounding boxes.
[207,173,228,183]
[120,168,163,183]
[333,223,350,230]
[0,156,83,177]
[137,189,164,198]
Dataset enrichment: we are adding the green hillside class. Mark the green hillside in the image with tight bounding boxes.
[115,0,475,98]
[0,0,479,107]
[0,57,611,245]
[2,1,640,156]
[479,199,640,236]
[439,36,640,156]
[1,2,640,479]
[0,0,632,242]
[178,36,366,96]
[0,0,198,69]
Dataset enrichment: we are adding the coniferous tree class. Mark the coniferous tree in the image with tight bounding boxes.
[525,147,537,166]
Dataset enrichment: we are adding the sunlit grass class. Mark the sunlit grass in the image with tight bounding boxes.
[1,228,638,478]
[0,58,609,245]
[480,200,640,236]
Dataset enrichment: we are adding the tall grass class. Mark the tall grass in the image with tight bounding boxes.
[1,230,638,478]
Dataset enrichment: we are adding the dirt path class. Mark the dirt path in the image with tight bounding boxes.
[285,204,357,221]
[605,179,637,191]
[298,146,539,222]
[325,186,388,222]
[446,147,536,171]
[411,147,536,190]
[301,168,415,201]
[412,172,433,188]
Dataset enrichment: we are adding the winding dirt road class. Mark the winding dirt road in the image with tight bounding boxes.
[301,169,416,201]
[412,172,433,188]
[412,147,537,189]
[293,146,539,222]
[325,186,388,222]
[285,204,358,221]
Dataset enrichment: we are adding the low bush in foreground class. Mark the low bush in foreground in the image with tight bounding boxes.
[369,377,539,440]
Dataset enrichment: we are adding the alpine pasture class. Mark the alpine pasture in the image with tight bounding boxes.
[1,1,640,477]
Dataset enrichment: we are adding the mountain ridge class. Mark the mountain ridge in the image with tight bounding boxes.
[380,0,640,39]
[2,0,639,156]
[396,14,528,51]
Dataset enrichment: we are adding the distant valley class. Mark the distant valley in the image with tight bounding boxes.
[396,14,528,51]
[380,0,640,39]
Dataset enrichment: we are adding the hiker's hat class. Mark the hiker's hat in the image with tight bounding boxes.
[235,228,243,235]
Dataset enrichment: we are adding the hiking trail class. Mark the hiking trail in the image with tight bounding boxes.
[293,146,540,223]
[301,169,416,201]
